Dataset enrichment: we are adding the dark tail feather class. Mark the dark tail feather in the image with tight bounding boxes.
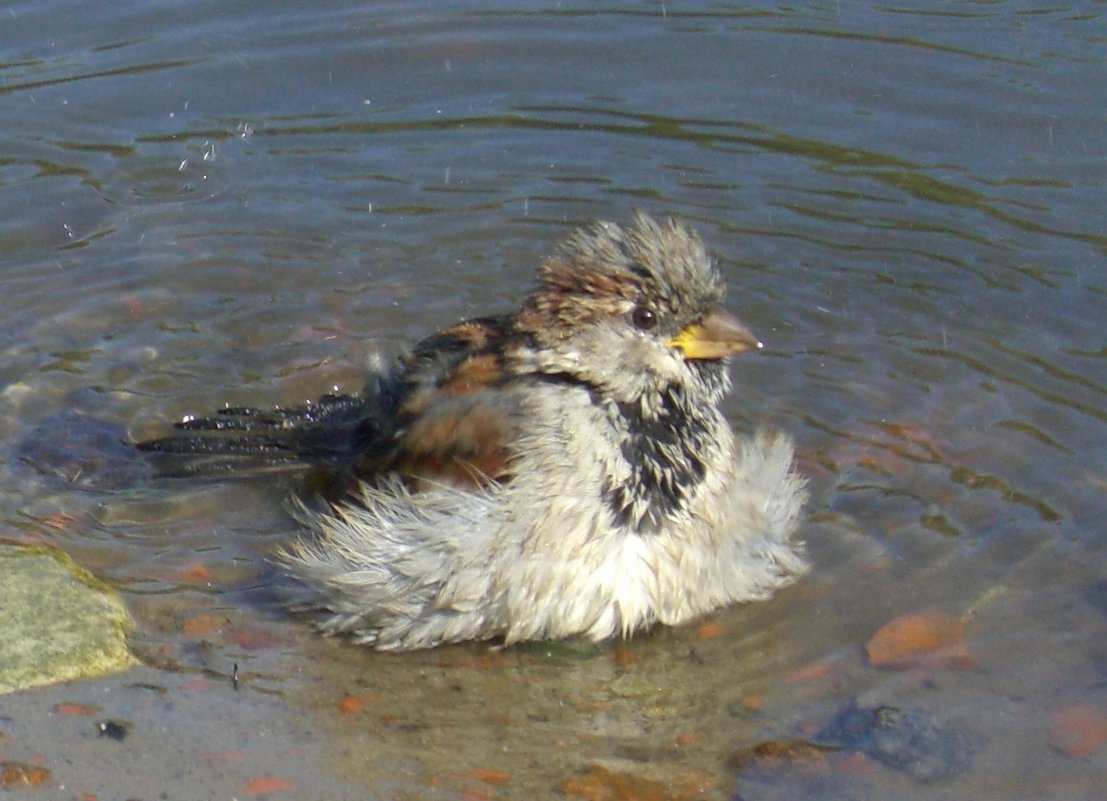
[136,394,382,479]
[136,431,306,475]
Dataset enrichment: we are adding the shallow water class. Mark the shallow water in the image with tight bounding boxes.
[2,1,1105,798]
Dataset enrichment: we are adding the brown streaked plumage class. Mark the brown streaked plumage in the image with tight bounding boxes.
[138,212,807,650]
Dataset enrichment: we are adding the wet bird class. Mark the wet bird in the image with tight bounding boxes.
[138,213,807,650]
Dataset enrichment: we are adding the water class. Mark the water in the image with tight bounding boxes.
[2,1,1105,798]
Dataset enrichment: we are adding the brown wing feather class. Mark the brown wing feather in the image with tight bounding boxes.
[361,316,518,487]
[390,393,512,487]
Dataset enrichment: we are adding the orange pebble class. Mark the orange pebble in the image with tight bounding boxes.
[336,695,366,715]
[181,615,222,638]
[54,702,98,716]
[241,776,295,796]
[176,563,213,584]
[1049,705,1107,759]
[695,621,723,640]
[468,768,511,785]
[865,610,970,669]
[611,648,642,667]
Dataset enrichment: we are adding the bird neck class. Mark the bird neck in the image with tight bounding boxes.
[602,364,728,534]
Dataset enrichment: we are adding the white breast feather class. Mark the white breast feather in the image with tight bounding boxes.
[280,385,807,650]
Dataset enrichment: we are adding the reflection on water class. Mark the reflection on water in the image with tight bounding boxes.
[1,1,1105,798]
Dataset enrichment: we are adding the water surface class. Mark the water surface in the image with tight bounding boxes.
[2,1,1105,799]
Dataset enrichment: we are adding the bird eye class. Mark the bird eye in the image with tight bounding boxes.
[631,305,657,331]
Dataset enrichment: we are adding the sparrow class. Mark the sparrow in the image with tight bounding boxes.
[138,212,807,651]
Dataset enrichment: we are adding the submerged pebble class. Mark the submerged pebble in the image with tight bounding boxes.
[814,701,976,783]
[13,410,153,491]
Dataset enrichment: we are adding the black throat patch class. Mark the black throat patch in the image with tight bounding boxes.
[603,371,721,533]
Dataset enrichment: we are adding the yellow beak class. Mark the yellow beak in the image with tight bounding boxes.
[669,308,762,360]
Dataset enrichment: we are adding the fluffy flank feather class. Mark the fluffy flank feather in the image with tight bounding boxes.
[279,478,507,649]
